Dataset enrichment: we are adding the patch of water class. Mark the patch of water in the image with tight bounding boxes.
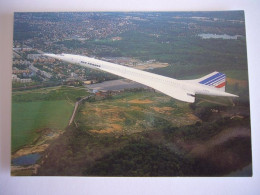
[198,33,242,40]
[12,153,41,166]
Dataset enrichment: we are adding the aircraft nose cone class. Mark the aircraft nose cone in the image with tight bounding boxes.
[43,53,64,61]
[43,53,56,58]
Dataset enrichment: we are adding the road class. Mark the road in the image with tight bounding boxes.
[69,95,92,126]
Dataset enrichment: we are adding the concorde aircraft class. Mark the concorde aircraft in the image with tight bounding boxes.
[44,53,238,103]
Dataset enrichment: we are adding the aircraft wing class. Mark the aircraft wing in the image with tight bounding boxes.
[45,53,239,103]
[100,66,195,103]
[44,53,196,102]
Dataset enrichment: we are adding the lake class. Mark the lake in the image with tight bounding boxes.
[198,33,242,40]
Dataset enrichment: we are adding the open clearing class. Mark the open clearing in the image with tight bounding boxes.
[226,78,248,88]
[76,91,201,134]
[135,62,169,70]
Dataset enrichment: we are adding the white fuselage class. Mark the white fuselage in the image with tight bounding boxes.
[45,53,237,103]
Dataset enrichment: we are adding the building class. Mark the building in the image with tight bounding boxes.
[12,69,30,74]
[29,65,52,79]
[12,74,32,83]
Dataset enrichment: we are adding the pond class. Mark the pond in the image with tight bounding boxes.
[12,153,41,166]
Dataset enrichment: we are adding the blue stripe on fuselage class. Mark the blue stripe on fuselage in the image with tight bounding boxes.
[199,73,225,85]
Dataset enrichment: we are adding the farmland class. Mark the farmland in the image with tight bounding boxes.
[12,100,73,152]
[11,86,89,152]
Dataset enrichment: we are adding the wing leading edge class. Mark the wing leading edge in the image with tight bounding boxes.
[44,53,237,103]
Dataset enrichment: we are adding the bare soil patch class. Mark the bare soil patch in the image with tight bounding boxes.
[90,124,123,134]
[136,63,169,70]
[152,106,174,115]
[227,78,248,88]
[128,99,153,104]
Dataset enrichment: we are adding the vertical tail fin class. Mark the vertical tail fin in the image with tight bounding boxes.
[196,71,226,91]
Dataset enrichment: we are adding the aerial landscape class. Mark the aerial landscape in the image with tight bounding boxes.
[11,11,251,176]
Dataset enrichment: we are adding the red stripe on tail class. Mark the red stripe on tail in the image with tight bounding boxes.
[216,82,225,88]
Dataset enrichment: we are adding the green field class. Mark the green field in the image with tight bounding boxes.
[12,100,74,152]
[12,86,89,102]
[11,86,89,152]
